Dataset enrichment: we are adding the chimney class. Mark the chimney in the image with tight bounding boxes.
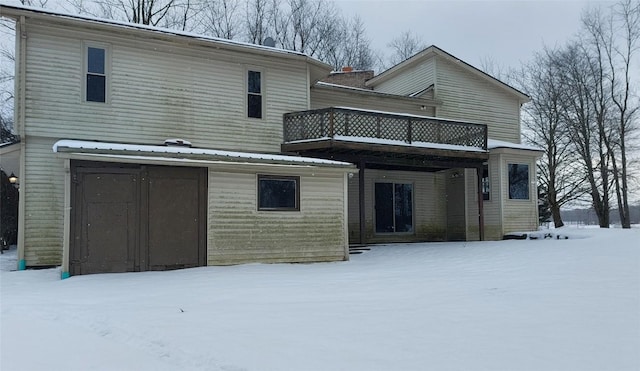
[341,66,353,72]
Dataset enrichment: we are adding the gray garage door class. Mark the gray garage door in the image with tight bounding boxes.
[70,161,207,275]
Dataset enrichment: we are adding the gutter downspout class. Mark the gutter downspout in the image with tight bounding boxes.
[16,15,27,271]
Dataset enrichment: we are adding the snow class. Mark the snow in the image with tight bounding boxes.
[488,139,544,152]
[53,139,353,167]
[2,227,639,371]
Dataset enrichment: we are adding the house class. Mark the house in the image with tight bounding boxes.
[0,4,542,277]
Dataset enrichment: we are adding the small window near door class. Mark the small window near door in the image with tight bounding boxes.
[508,163,529,200]
[258,175,299,211]
[482,164,490,200]
[247,70,262,119]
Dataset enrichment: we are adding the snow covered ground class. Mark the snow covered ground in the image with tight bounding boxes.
[1,227,639,371]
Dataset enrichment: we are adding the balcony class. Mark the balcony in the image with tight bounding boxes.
[282,107,488,165]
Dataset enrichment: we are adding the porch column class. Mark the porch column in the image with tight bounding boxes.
[476,165,485,241]
[358,161,366,245]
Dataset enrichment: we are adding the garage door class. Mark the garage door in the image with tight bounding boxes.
[70,161,207,275]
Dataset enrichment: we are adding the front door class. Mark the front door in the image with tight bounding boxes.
[375,182,413,234]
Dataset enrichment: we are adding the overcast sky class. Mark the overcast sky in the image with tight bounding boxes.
[334,0,616,71]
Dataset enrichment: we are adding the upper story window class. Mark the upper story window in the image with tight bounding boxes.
[508,163,529,200]
[482,164,490,201]
[86,46,107,103]
[247,70,262,119]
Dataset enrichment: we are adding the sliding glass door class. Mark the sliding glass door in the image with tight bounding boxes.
[375,182,413,234]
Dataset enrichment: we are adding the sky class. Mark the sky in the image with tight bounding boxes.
[334,0,616,71]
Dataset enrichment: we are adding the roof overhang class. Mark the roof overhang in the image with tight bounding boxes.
[487,139,544,157]
[366,45,530,104]
[282,138,489,172]
[53,140,356,172]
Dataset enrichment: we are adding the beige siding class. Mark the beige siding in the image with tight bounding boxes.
[208,169,347,264]
[446,169,466,241]
[373,57,436,96]
[483,154,504,239]
[23,22,309,153]
[500,153,539,233]
[464,168,480,241]
[310,87,436,117]
[22,137,65,266]
[349,169,447,243]
[435,57,521,143]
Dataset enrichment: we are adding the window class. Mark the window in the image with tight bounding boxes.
[508,164,529,200]
[86,46,106,103]
[375,182,413,233]
[258,175,299,211]
[482,163,490,200]
[247,70,262,118]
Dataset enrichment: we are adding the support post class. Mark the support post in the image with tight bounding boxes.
[358,161,366,245]
[476,165,485,241]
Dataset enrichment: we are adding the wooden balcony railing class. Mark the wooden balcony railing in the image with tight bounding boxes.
[283,107,488,150]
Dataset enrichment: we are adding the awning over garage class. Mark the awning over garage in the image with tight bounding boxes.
[53,139,356,170]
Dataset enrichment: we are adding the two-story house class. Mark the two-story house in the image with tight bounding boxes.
[0,4,541,277]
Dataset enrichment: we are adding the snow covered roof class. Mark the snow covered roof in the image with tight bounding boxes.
[53,140,354,168]
[0,3,332,72]
[487,139,543,152]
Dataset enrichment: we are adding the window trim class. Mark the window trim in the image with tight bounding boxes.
[246,67,264,119]
[257,174,300,211]
[82,42,110,104]
[507,163,530,200]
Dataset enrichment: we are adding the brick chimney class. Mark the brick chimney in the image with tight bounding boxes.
[320,68,374,89]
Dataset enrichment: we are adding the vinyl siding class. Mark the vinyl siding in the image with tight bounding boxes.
[22,137,65,266]
[373,58,436,96]
[18,19,321,267]
[310,87,436,117]
[435,57,521,143]
[348,169,447,243]
[23,22,309,153]
[483,154,504,240]
[446,169,466,241]
[208,169,347,264]
[500,153,538,234]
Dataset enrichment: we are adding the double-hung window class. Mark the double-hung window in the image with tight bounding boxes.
[86,46,107,103]
[247,70,262,119]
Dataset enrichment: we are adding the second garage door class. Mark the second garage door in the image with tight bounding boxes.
[70,161,207,275]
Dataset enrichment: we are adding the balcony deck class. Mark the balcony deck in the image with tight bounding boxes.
[282,107,489,168]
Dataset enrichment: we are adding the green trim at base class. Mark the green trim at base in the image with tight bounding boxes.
[18,259,26,270]
[61,271,70,280]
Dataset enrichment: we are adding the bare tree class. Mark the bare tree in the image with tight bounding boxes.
[201,0,241,39]
[66,0,193,28]
[321,15,374,71]
[518,47,589,228]
[554,41,614,228]
[385,30,426,67]
[582,0,639,228]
